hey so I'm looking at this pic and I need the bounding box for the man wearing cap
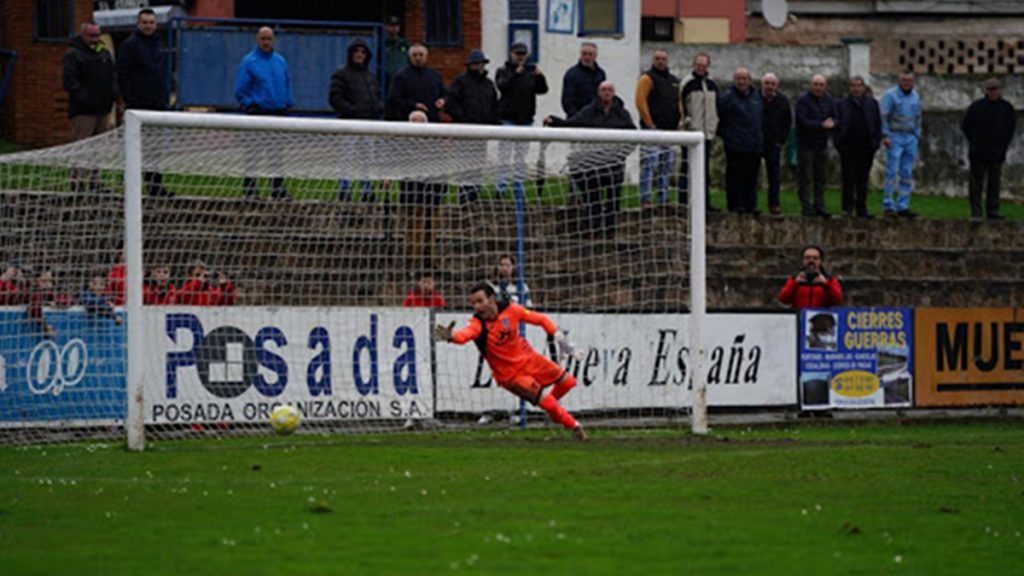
[383,16,410,89]
[438,49,499,203]
[387,43,445,122]
[496,42,548,197]
[961,78,1016,220]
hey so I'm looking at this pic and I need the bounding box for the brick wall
[1,0,94,148]
[403,0,482,84]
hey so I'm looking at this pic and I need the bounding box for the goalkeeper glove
[433,320,456,342]
[554,331,585,360]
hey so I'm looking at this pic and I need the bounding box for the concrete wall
[644,41,1024,199]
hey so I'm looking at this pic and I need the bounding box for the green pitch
[1,422,1021,575]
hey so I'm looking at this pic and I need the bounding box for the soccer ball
[269,405,300,435]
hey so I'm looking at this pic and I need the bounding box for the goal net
[0,111,718,448]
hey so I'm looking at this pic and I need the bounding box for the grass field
[1,422,1021,575]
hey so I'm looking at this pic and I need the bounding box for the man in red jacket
[778,245,843,310]
[403,271,446,308]
[177,260,235,306]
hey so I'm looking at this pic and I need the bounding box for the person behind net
[403,271,446,308]
[434,282,587,441]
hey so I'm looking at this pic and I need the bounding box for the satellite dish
[763,0,789,29]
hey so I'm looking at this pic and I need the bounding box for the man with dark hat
[495,42,548,197]
[961,77,1016,220]
[383,15,410,89]
[438,49,500,203]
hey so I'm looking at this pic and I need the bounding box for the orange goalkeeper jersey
[451,303,558,383]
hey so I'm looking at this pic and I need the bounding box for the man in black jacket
[330,37,383,201]
[795,74,838,218]
[118,9,170,197]
[63,21,118,193]
[835,76,882,218]
[760,73,791,215]
[496,42,548,198]
[439,49,499,204]
[635,49,681,206]
[560,42,605,117]
[961,78,1017,220]
[387,43,444,122]
[545,81,636,234]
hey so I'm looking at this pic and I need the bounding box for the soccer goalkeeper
[434,282,587,441]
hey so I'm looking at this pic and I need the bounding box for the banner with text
[0,308,126,426]
[914,308,1024,407]
[798,307,913,410]
[144,308,433,424]
[433,312,797,413]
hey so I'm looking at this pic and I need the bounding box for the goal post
[2,110,711,447]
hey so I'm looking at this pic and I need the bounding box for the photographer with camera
[778,245,843,310]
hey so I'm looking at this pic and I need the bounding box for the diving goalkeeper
[434,282,587,441]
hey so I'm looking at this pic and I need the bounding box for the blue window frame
[34,0,74,43]
[578,0,622,37]
[425,0,462,47]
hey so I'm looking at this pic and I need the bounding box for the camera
[803,267,820,282]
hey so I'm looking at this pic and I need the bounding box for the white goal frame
[122,110,708,450]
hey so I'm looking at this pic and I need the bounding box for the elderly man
[795,74,837,218]
[835,76,882,219]
[546,81,636,234]
[961,78,1016,220]
[235,26,293,200]
[63,21,118,193]
[880,72,922,218]
[635,49,681,206]
[760,73,791,215]
[561,42,605,117]
[717,68,764,214]
[680,52,719,209]
[387,43,445,122]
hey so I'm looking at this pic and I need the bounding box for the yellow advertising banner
[914,308,1024,406]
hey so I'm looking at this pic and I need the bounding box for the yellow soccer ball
[269,404,300,435]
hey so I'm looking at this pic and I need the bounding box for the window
[425,0,462,47]
[579,0,621,36]
[34,0,74,42]
[641,17,674,42]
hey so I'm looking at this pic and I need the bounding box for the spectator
[106,255,125,306]
[28,268,72,337]
[795,74,837,218]
[143,266,177,305]
[387,43,445,123]
[680,52,719,210]
[717,67,764,214]
[383,16,410,90]
[495,254,533,307]
[0,262,26,305]
[961,77,1016,221]
[330,37,383,202]
[561,42,605,117]
[403,271,446,308]
[835,76,882,219]
[235,26,293,200]
[79,274,123,325]
[117,8,171,197]
[438,49,499,204]
[880,71,922,218]
[177,260,236,306]
[496,42,548,198]
[778,245,843,310]
[635,49,681,206]
[760,73,791,216]
[400,110,445,269]
[63,21,119,194]
[545,81,636,234]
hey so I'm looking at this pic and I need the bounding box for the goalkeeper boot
[572,424,588,443]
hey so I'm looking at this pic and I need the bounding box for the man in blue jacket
[235,26,294,200]
[118,8,170,197]
[795,74,838,218]
[717,68,764,214]
[835,76,882,218]
[880,72,922,218]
